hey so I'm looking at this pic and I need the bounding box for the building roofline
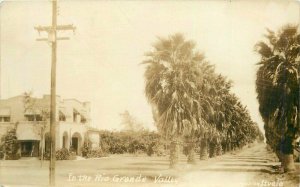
[0,94,91,103]
[0,94,62,100]
[0,95,24,101]
[63,98,89,104]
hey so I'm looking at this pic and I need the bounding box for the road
[180,143,299,187]
[0,143,299,187]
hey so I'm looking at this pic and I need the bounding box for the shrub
[100,141,110,153]
[41,149,76,160]
[41,151,50,160]
[128,139,146,154]
[55,148,70,160]
[147,141,166,156]
[0,143,4,159]
[147,143,154,156]
[86,148,107,158]
[154,144,166,156]
[2,128,21,160]
[82,140,92,157]
[99,130,164,155]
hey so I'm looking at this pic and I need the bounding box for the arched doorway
[71,132,82,155]
[62,131,69,149]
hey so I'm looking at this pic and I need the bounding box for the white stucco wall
[57,122,87,150]
[0,95,96,155]
[88,131,100,148]
[16,122,42,140]
[0,122,14,139]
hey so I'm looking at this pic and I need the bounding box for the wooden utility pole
[34,0,75,186]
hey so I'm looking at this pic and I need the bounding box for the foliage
[99,130,165,155]
[41,151,50,160]
[1,128,21,160]
[120,110,145,132]
[81,137,108,158]
[147,141,166,156]
[86,148,108,158]
[55,148,70,160]
[82,139,92,157]
[42,148,74,160]
[143,33,204,138]
[0,144,4,159]
[23,91,50,164]
[255,25,300,156]
[143,33,263,165]
[128,139,146,154]
[23,91,50,123]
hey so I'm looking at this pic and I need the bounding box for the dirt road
[0,143,298,187]
[179,143,299,187]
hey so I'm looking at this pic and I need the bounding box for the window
[25,115,34,121]
[36,115,43,121]
[59,111,66,122]
[3,117,10,122]
[73,109,80,123]
[25,115,43,121]
[0,116,10,122]
[80,115,87,123]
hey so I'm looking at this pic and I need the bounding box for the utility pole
[34,0,75,186]
[0,2,2,100]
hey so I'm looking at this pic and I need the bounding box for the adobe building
[0,95,100,157]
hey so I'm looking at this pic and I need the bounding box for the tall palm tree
[255,25,300,172]
[143,34,205,168]
[194,62,217,159]
[197,68,233,157]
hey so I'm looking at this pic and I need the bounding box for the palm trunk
[209,142,216,158]
[221,142,226,154]
[228,142,232,152]
[275,149,282,163]
[216,143,222,156]
[200,138,208,160]
[169,140,179,169]
[187,142,196,164]
[282,154,295,172]
[280,137,296,172]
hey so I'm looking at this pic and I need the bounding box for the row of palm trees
[143,34,263,168]
[255,25,299,172]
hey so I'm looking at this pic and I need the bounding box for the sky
[0,0,299,132]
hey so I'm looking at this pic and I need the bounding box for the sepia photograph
[0,0,299,186]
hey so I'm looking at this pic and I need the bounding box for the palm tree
[143,33,205,168]
[193,62,217,160]
[196,68,233,158]
[255,25,299,172]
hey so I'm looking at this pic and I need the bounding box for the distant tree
[120,110,145,132]
[23,92,50,166]
[255,25,300,172]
